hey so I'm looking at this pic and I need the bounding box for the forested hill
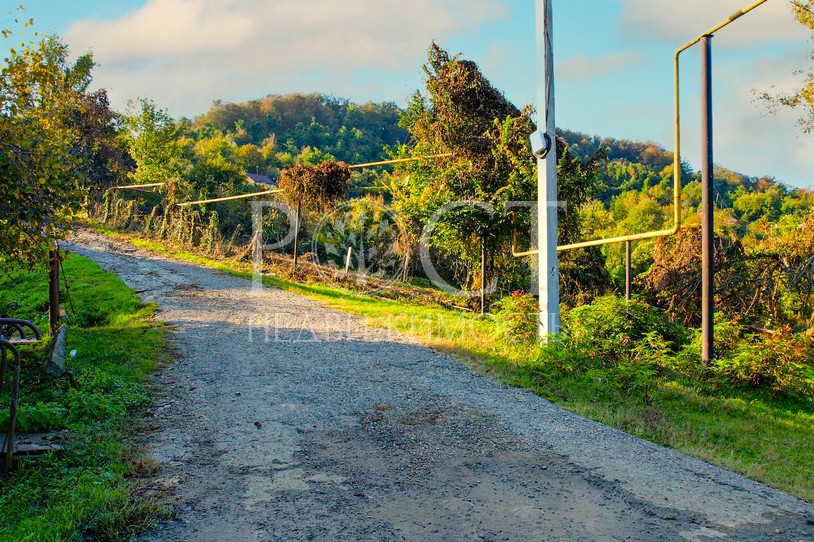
[188,93,797,211]
[189,93,407,173]
[557,128,802,211]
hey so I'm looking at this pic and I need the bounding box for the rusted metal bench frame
[0,319,42,473]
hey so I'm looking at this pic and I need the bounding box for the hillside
[164,91,814,301]
[190,94,408,177]
[187,93,806,216]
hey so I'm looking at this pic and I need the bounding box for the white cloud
[717,58,813,185]
[558,52,642,81]
[65,0,506,116]
[620,0,809,48]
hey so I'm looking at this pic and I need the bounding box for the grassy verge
[0,252,171,541]
[87,225,814,503]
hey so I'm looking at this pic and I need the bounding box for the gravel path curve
[66,231,813,542]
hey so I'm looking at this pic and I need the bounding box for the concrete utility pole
[537,0,559,339]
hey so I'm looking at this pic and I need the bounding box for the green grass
[88,226,814,503]
[0,252,172,541]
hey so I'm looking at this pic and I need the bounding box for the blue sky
[5,0,813,187]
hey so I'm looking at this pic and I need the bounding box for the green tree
[37,36,132,195]
[393,43,532,295]
[123,99,188,190]
[555,137,610,305]
[1,20,86,268]
[391,45,607,304]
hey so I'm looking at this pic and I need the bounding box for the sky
[4,0,813,187]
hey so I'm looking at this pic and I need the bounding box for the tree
[642,226,752,326]
[37,36,132,195]
[555,137,610,306]
[393,43,532,300]
[192,93,408,169]
[121,99,193,208]
[760,1,814,132]
[123,99,187,187]
[1,19,86,269]
[391,44,607,306]
[277,162,350,269]
[72,89,133,192]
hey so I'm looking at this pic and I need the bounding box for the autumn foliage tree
[277,161,350,269]
[392,44,606,304]
[1,19,85,269]
[393,43,533,296]
[641,218,814,332]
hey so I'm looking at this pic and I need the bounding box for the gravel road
[66,231,814,542]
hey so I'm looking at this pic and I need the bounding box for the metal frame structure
[0,319,42,472]
[347,153,452,170]
[679,0,770,362]
[517,0,769,348]
[178,189,284,207]
[113,183,165,190]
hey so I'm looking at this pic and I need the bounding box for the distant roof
[246,173,276,186]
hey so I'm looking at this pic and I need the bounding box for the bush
[491,291,539,344]
[714,330,814,400]
[562,295,686,368]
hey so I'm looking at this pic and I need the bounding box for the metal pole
[625,240,632,301]
[177,188,283,207]
[480,235,486,315]
[348,153,453,169]
[701,35,715,364]
[49,247,60,334]
[537,0,559,339]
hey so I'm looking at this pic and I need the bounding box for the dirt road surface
[66,231,814,542]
